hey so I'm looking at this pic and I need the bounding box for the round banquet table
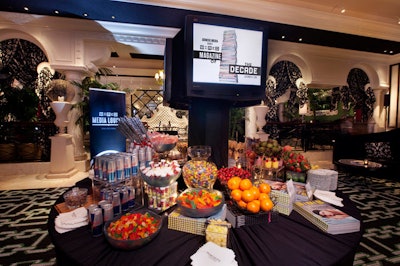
[48,178,363,266]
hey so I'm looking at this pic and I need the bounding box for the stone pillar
[372,87,388,131]
[56,68,88,161]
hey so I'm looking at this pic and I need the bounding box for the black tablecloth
[48,179,363,266]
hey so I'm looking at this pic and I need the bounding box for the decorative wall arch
[270,54,312,84]
[0,29,50,62]
[350,63,379,89]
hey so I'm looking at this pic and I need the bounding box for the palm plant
[71,67,118,134]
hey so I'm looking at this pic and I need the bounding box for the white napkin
[191,242,238,266]
[55,207,88,234]
[313,189,344,207]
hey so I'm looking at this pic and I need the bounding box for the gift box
[261,180,295,215]
[168,204,226,235]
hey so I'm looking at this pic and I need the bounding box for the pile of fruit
[217,167,251,184]
[227,177,274,214]
[253,139,282,158]
[177,189,223,209]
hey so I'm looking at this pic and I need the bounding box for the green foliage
[0,85,39,122]
[229,107,245,142]
[71,68,118,134]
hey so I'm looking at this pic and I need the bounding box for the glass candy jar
[182,146,218,189]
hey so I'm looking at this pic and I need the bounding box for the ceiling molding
[116,0,400,43]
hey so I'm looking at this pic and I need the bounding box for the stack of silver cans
[93,152,140,183]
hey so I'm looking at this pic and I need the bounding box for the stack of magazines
[294,199,360,235]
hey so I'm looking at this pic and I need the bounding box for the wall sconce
[154,70,164,85]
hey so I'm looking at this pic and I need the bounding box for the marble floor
[0,171,89,190]
[0,150,333,191]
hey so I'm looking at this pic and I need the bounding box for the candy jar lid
[188,145,211,161]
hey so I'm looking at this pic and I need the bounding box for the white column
[53,68,88,161]
[245,107,257,138]
[372,87,388,131]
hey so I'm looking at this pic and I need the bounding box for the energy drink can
[131,153,139,176]
[94,156,100,180]
[123,154,131,180]
[107,159,116,183]
[87,204,98,223]
[102,203,114,222]
[100,188,113,202]
[120,187,129,212]
[90,207,103,237]
[112,191,121,216]
[98,200,108,209]
[127,186,135,208]
[116,156,124,181]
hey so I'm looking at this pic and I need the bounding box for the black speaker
[384,94,390,107]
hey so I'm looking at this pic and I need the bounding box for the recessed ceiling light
[111,16,116,19]
[281,35,285,39]
[23,7,29,11]
[341,9,346,14]
[299,38,303,42]
[389,51,393,54]
[83,13,88,17]
[54,10,59,14]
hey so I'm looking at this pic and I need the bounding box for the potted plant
[0,83,42,161]
[71,68,119,150]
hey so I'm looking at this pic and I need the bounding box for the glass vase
[182,145,218,189]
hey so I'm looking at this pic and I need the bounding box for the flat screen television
[184,15,268,105]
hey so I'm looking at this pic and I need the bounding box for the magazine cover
[294,199,360,234]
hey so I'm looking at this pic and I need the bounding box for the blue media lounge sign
[89,88,126,159]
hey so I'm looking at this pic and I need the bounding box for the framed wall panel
[388,64,399,128]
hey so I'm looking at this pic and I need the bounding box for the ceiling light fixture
[341,9,346,14]
[23,7,29,11]
[299,38,303,42]
[54,10,59,14]
[83,13,88,17]
[281,35,285,39]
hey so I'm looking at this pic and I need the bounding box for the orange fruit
[241,189,255,203]
[239,178,253,191]
[249,186,260,200]
[227,177,242,190]
[259,193,270,202]
[260,198,274,212]
[253,199,260,207]
[230,189,242,201]
[237,200,247,209]
[259,183,271,194]
[247,201,260,213]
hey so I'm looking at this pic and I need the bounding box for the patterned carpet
[0,174,399,266]
[0,187,67,266]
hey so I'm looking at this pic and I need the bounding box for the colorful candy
[182,160,218,189]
